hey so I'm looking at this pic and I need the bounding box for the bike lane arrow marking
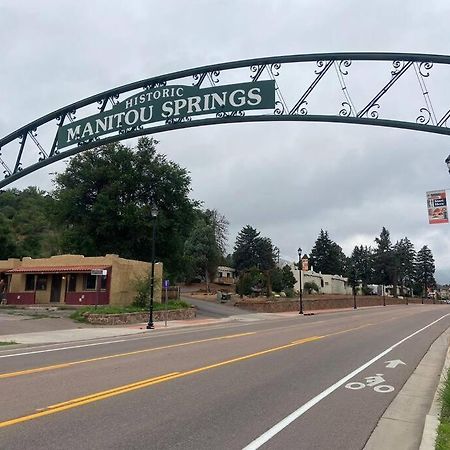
[385,359,406,368]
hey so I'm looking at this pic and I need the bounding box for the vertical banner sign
[426,190,448,224]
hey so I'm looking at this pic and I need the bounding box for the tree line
[0,138,438,298]
[0,138,227,282]
[309,228,436,297]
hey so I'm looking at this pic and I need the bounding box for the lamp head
[446,155,450,173]
[150,204,159,218]
[298,247,302,258]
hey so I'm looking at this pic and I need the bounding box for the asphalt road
[0,304,449,449]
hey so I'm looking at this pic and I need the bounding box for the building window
[227,273,231,278]
[36,275,47,291]
[100,274,107,290]
[84,274,97,291]
[218,272,223,278]
[25,274,36,291]
[68,275,77,292]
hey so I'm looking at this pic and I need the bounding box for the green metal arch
[1,52,450,188]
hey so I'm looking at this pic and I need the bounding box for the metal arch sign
[1,52,450,189]
[58,81,275,149]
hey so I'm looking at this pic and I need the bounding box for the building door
[50,275,62,303]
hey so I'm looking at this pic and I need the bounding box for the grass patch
[436,368,450,450]
[70,301,191,323]
[0,341,16,346]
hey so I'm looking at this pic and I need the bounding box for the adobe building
[1,254,162,307]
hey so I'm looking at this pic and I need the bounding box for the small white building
[290,264,352,295]
[214,266,236,285]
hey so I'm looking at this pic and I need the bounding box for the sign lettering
[57,80,275,149]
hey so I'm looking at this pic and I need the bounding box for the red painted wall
[65,291,109,306]
[6,292,35,304]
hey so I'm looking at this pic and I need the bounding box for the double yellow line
[0,332,256,380]
[0,324,370,429]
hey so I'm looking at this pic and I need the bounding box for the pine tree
[393,238,416,296]
[309,229,346,275]
[348,245,374,288]
[232,226,275,273]
[373,227,395,291]
[415,245,436,297]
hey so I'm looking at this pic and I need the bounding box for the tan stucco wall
[0,258,20,271]
[2,254,162,306]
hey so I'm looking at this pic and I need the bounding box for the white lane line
[242,313,450,450]
[0,321,256,358]
[0,338,134,358]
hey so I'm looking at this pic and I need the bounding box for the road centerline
[0,323,375,429]
[0,332,255,380]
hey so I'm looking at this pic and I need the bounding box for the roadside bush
[132,275,162,308]
[304,281,319,294]
[284,288,295,298]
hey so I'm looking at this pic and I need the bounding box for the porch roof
[6,265,111,274]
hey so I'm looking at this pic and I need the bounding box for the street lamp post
[146,205,159,330]
[298,247,303,315]
[445,154,450,173]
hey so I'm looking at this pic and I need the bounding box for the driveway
[0,308,91,336]
[182,296,252,318]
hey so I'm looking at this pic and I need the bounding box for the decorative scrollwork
[250,64,266,81]
[67,109,77,122]
[339,102,352,117]
[416,107,432,125]
[391,60,408,76]
[29,128,38,137]
[274,101,285,115]
[192,73,206,86]
[143,81,167,90]
[210,70,220,84]
[367,104,380,119]
[111,93,120,104]
[269,63,281,77]
[216,110,245,118]
[18,133,26,145]
[338,60,352,76]
[77,137,100,146]
[118,125,145,134]
[165,116,193,125]
[97,97,108,110]
[315,60,330,75]
[418,61,433,77]
[292,101,308,116]
[56,114,65,126]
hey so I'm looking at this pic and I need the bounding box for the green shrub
[304,281,319,294]
[132,274,162,308]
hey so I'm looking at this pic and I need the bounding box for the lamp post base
[146,323,154,330]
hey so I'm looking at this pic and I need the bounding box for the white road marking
[374,384,395,393]
[242,313,450,450]
[0,338,135,358]
[385,359,406,368]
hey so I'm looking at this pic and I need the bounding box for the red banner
[427,190,448,224]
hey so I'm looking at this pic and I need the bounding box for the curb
[419,336,450,449]
[364,326,450,450]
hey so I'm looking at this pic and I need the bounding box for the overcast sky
[1,1,450,282]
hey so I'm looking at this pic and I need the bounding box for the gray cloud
[1,0,450,281]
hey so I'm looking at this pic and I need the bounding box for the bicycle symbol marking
[345,374,395,394]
